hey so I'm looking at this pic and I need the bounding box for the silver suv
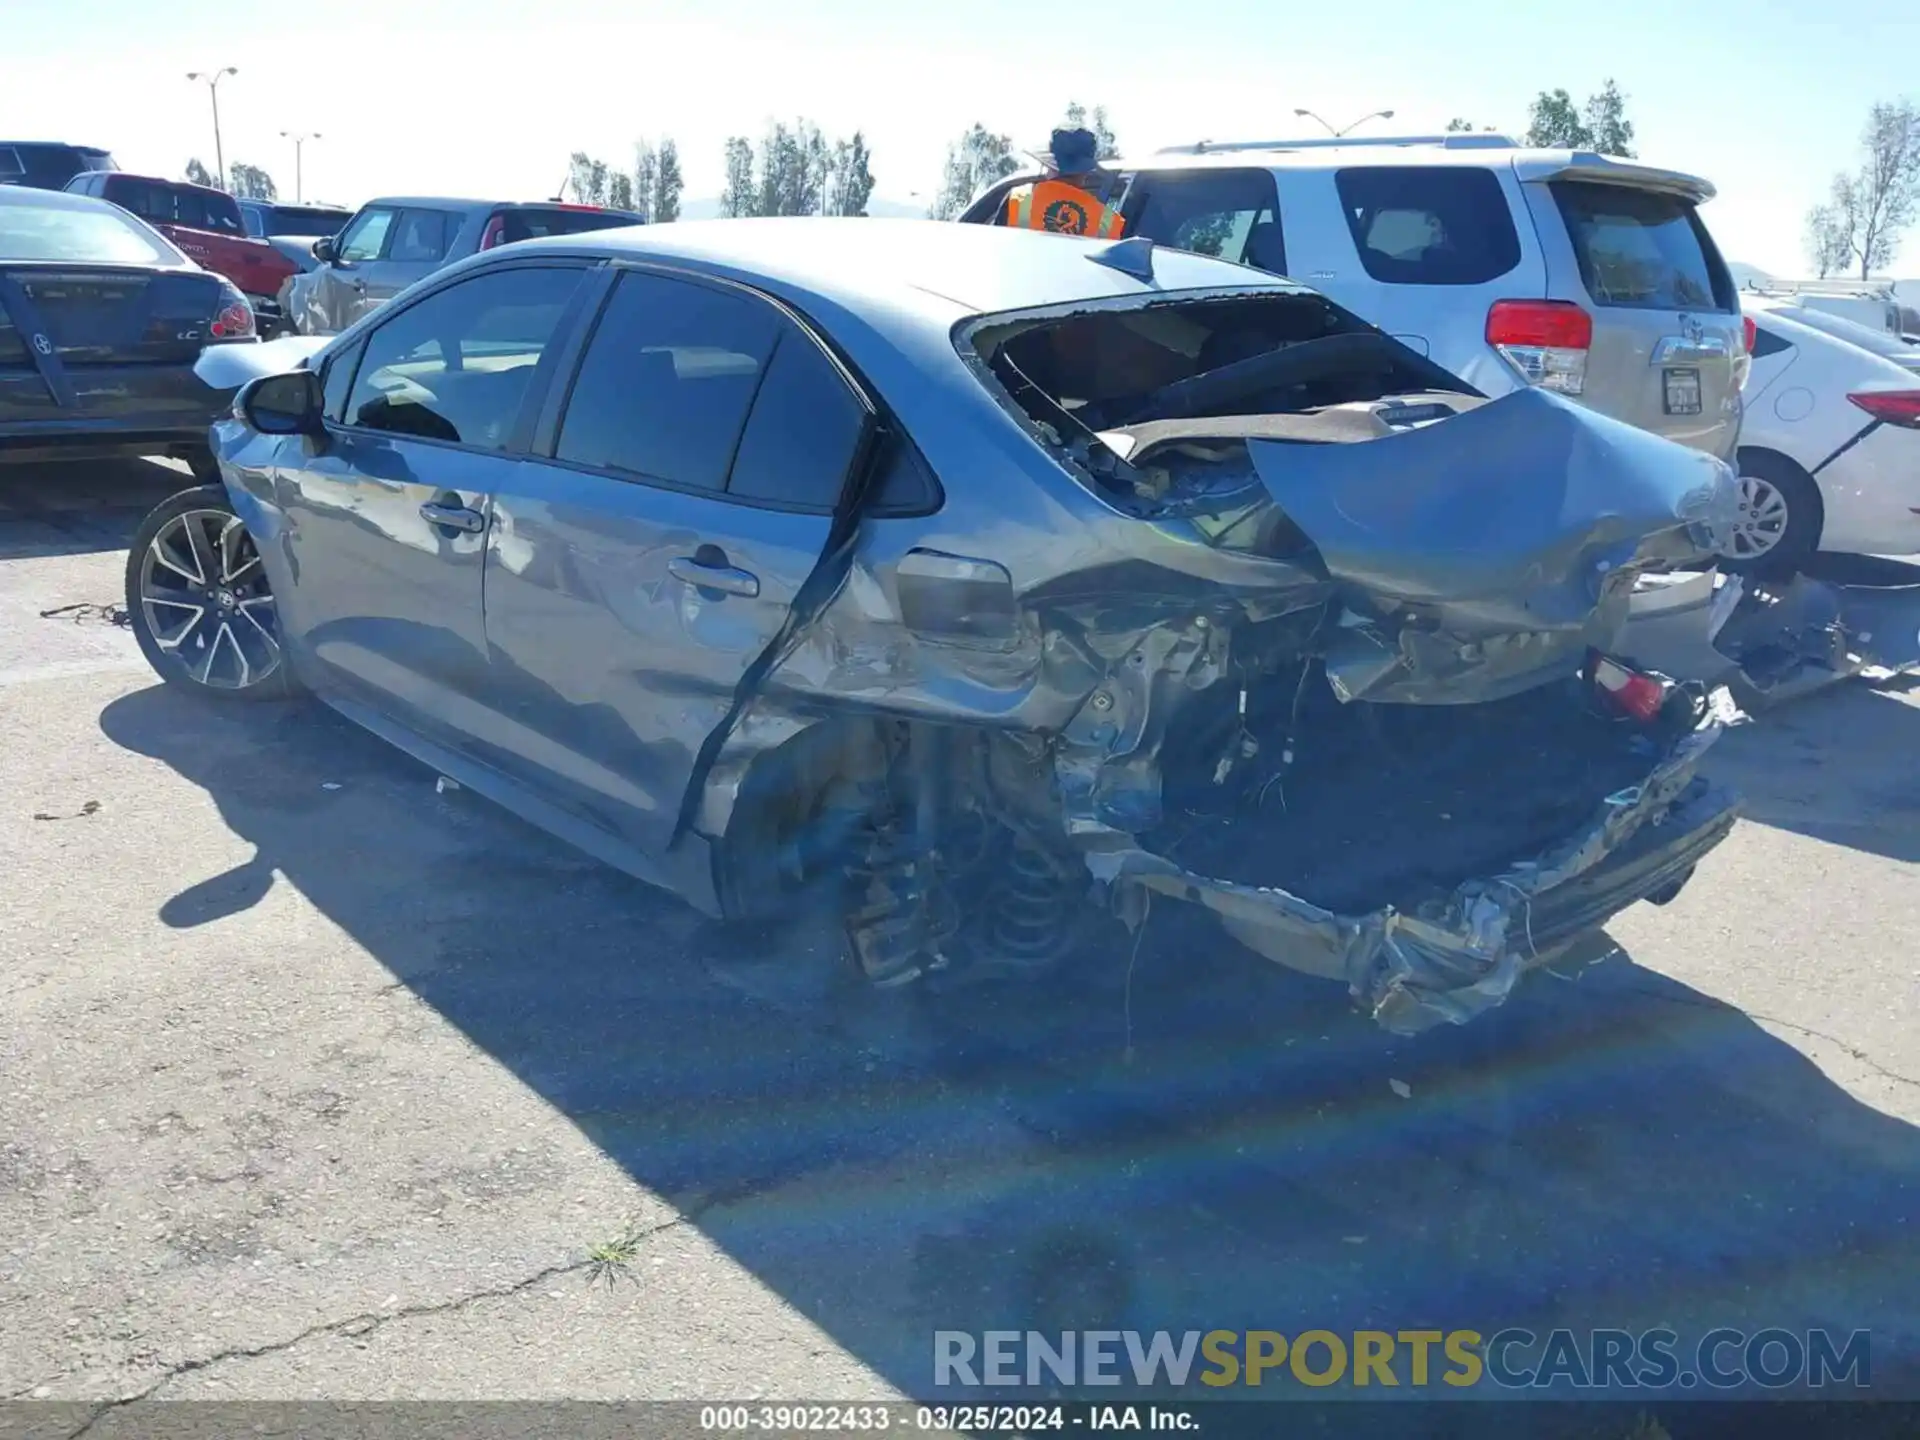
[961,133,1746,459]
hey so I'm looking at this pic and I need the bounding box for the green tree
[753,120,829,217]
[184,158,216,188]
[1524,80,1636,156]
[1805,100,1920,279]
[607,173,634,212]
[632,141,658,223]
[1063,100,1120,160]
[567,152,611,206]
[721,137,757,217]
[827,131,876,216]
[653,139,684,223]
[930,123,1020,220]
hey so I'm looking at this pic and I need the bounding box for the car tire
[124,485,300,702]
[1717,448,1823,578]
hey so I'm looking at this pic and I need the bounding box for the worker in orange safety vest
[1003,127,1125,238]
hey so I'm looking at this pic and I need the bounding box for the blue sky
[4,0,1917,277]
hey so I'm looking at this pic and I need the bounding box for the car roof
[360,196,641,216]
[500,216,1305,323]
[1002,138,1716,201]
[94,171,234,199]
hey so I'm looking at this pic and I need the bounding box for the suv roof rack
[1744,277,1899,298]
[1155,132,1521,157]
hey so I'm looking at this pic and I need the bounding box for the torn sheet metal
[1713,564,1920,708]
[1242,388,1738,704]
[1086,698,1739,1035]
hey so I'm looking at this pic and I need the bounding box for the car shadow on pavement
[101,684,1920,1411]
[1705,679,1920,864]
[0,458,189,560]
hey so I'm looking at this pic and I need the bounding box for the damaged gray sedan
[126,218,1742,1033]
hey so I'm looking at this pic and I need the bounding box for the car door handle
[668,555,760,598]
[419,501,485,534]
[350,278,368,292]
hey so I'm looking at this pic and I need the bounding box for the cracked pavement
[2,460,1917,1405]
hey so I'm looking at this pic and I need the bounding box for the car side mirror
[312,236,335,263]
[238,370,325,437]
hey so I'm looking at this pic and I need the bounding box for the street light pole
[186,67,239,189]
[1293,107,1396,138]
[280,130,320,202]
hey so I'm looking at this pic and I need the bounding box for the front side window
[1127,170,1286,272]
[389,209,453,264]
[336,207,397,263]
[1335,166,1521,286]
[343,266,583,449]
[320,338,365,422]
[555,271,779,491]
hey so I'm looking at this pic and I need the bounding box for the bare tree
[1805,101,1920,280]
[930,123,1020,220]
[721,137,757,217]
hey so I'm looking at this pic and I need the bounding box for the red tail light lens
[1847,390,1920,428]
[1487,299,1594,349]
[209,284,256,342]
[478,215,506,251]
[1741,315,1756,354]
[1588,651,1668,723]
[1487,300,1592,396]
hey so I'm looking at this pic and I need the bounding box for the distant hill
[673,195,926,222]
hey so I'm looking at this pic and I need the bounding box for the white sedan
[1726,298,1920,572]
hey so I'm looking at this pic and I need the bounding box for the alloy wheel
[137,509,283,690]
[1721,472,1791,559]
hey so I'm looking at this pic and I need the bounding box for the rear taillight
[1847,390,1920,428]
[1487,299,1592,396]
[1742,315,1757,355]
[1588,651,1668,723]
[209,283,255,342]
[478,215,507,251]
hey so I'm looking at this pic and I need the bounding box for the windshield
[0,195,177,264]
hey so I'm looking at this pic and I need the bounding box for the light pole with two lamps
[1293,107,1395,138]
[281,131,321,202]
[186,67,238,189]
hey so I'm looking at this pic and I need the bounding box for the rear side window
[103,177,172,224]
[344,266,583,449]
[174,187,243,234]
[1550,182,1734,312]
[501,208,637,244]
[1126,169,1286,272]
[1335,166,1520,285]
[1748,324,1793,360]
[727,330,869,510]
[389,209,454,263]
[556,271,779,491]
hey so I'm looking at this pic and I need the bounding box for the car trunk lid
[1,264,223,418]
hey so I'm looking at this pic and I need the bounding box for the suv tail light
[1587,650,1668,723]
[209,282,256,342]
[478,214,507,251]
[1847,390,1920,428]
[1487,299,1592,396]
[1741,314,1757,355]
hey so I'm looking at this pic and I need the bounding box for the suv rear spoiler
[1511,151,1715,203]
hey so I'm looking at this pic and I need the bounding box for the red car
[62,172,298,334]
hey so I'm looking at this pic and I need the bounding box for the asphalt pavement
[1,459,1916,1410]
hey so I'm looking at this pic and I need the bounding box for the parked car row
[960,132,1920,573]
